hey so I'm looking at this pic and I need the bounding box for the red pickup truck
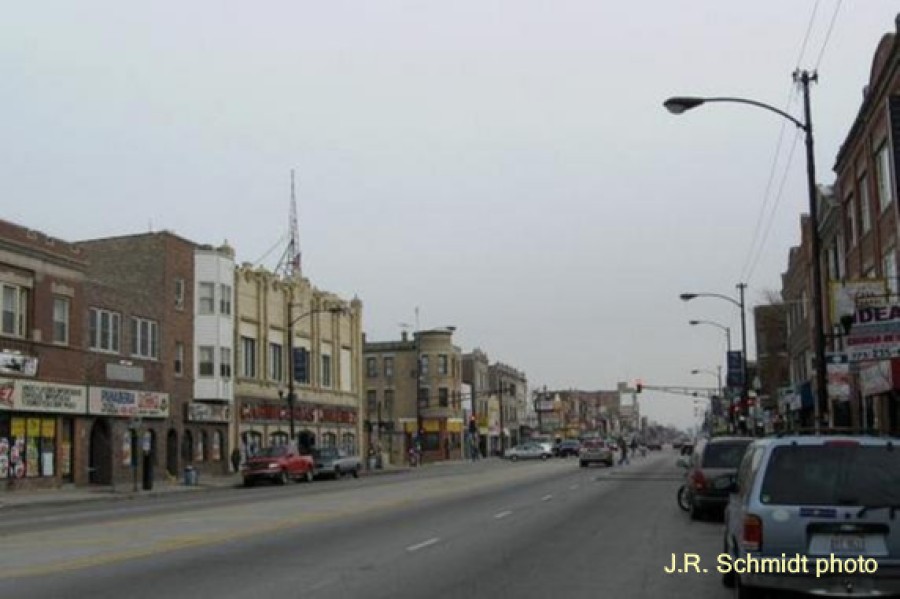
[242,445,315,487]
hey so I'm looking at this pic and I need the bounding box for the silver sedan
[504,442,552,462]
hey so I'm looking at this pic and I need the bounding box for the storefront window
[212,431,222,461]
[0,415,57,479]
[323,432,337,448]
[341,433,355,455]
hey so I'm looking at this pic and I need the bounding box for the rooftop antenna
[275,170,302,279]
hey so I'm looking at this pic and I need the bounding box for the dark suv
[553,439,582,458]
[680,436,752,520]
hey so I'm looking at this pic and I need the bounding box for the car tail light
[690,469,707,491]
[742,515,762,551]
[824,440,859,447]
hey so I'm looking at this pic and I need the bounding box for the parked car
[646,439,663,451]
[242,445,315,486]
[678,436,752,520]
[553,439,582,458]
[505,442,552,461]
[311,447,362,479]
[579,439,614,468]
[723,435,900,597]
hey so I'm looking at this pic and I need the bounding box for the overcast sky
[3,2,898,430]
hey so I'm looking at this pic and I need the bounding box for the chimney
[401,331,408,342]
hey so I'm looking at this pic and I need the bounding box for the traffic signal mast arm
[640,384,718,399]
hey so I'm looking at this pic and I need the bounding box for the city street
[0,451,730,599]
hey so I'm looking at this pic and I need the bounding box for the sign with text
[846,304,900,362]
[0,352,38,377]
[0,378,86,414]
[88,387,169,418]
[186,402,231,423]
[831,279,887,322]
[859,360,893,396]
[826,353,850,402]
[726,351,744,388]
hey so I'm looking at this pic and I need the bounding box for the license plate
[830,534,865,553]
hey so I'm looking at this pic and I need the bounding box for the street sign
[726,351,743,387]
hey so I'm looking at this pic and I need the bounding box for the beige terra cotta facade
[232,265,363,460]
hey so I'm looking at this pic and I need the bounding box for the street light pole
[680,288,748,433]
[665,72,825,434]
[689,319,732,353]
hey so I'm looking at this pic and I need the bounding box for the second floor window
[269,342,282,381]
[198,346,214,377]
[198,282,215,314]
[438,354,448,375]
[174,278,185,310]
[130,317,159,359]
[175,342,184,376]
[89,307,120,353]
[439,387,449,407]
[221,347,232,378]
[876,143,894,212]
[220,284,232,315]
[859,175,871,234]
[384,390,394,418]
[321,354,332,387]
[366,357,377,378]
[52,297,69,344]
[1,284,28,338]
[384,357,394,378]
[420,355,429,376]
[241,337,256,378]
[367,389,377,413]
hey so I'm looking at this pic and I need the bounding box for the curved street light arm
[683,292,741,309]
[665,96,806,131]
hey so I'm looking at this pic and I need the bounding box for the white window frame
[130,316,159,359]
[1,283,28,338]
[198,346,215,377]
[876,143,894,213]
[384,356,394,378]
[198,282,215,314]
[241,336,257,378]
[366,357,377,378]
[859,175,871,234]
[438,354,448,375]
[321,354,332,387]
[268,342,282,382]
[885,248,898,298]
[89,307,121,353]
[174,278,185,310]
[220,284,232,315]
[221,347,232,378]
[52,296,69,345]
[175,342,185,376]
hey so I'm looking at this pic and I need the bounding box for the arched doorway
[298,430,315,454]
[181,430,194,464]
[88,419,112,485]
[166,429,178,476]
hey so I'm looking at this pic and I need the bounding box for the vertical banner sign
[726,351,744,388]
[826,353,850,402]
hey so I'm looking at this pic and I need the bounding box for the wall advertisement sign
[846,304,900,362]
[88,387,169,418]
[826,353,850,402]
[0,378,87,414]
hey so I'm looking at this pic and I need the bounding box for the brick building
[0,219,88,490]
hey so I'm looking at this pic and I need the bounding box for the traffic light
[635,380,643,393]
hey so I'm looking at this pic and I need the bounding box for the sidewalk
[0,464,412,510]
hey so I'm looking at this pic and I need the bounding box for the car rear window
[760,444,900,506]
[701,441,751,468]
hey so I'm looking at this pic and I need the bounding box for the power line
[814,0,843,69]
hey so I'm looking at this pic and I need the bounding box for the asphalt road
[0,452,731,599]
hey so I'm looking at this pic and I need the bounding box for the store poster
[122,432,132,467]
[26,419,40,477]
[0,437,8,478]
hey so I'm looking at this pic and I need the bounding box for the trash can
[183,465,197,486]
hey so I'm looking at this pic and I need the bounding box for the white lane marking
[494,510,513,520]
[406,537,441,552]
[541,494,553,502]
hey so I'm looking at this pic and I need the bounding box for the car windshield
[255,446,288,458]
[760,444,900,506]
[701,441,751,468]
[313,448,339,458]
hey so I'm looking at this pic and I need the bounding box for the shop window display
[0,415,56,479]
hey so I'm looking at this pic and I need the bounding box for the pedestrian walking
[618,436,629,466]
[230,447,241,473]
